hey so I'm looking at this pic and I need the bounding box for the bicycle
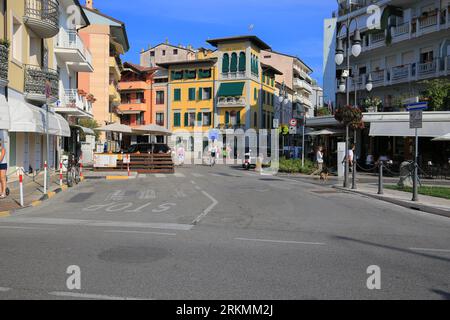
[66,154,81,188]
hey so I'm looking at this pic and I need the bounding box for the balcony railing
[371,70,385,84]
[392,22,410,37]
[56,29,92,65]
[217,123,245,130]
[293,78,312,93]
[121,98,146,104]
[24,0,59,38]
[0,43,9,86]
[24,64,59,102]
[419,14,438,29]
[371,32,385,44]
[221,71,246,79]
[392,65,410,81]
[60,89,92,114]
[217,97,246,107]
[418,60,437,76]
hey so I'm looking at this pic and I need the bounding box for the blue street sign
[406,102,428,111]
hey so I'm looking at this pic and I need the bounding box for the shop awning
[73,125,95,136]
[369,122,450,138]
[217,82,245,97]
[8,98,70,137]
[132,124,172,136]
[0,94,9,130]
[96,122,133,133]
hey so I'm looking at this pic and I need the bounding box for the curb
[84,175,136,180]
[334,186,450,218]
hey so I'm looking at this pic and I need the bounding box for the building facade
[140,42,196,68]
[0,0,74,175]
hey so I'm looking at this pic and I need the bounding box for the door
[23,133,29,172]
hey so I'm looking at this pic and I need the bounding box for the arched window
[254,112,257,127]
[222,53,230,73]
[225,111,230,124]
[230,52,238,73]
[238,52,246,72]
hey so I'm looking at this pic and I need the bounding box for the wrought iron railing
[0,43,9,84]
[24,0,59,29]
[24,64,59,98]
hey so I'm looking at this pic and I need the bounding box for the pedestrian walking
[177,144,185,166]
[209,144,218,167]
[310,146,324,176]
[0,139,8,198]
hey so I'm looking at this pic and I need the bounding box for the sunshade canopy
[217,82,245,97]
[369,122,450,138]
[308,128,345,136]
[95,122,133,133]
[432,133,450,141]
[132,124,172,136]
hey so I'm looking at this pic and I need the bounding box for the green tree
[78,118,100,141]
[421,79,450,111]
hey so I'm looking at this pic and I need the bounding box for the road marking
[192,190,218,225]
[1,217,193,231]
[174,173,185,178]
[138,174,147,178]
[409,247,450,253]
[194,186,201,191]
[106,176,129,180]
[0,226,54,231]
[0,211,11,218]
[0,287,11,292]
[104,230,176,236]
[235,237,326,246]
[48,291,147,300]
[191,173,204,177]
[191,180,197,185]
[154,174,166,178]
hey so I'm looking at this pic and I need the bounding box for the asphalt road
[0,165,449,300]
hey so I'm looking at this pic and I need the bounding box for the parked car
[127,143,171,154]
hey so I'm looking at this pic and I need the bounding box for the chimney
[86,0,94,9]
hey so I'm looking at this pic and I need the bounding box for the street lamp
[365,73,373,93]
[335,0,361,188]
[278,82,290,157]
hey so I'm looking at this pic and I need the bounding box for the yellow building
[0,0,72,174]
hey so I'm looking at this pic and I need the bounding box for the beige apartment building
[140,42,196,68]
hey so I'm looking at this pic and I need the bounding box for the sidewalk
[0,172,64,213]
[334,183,450,218]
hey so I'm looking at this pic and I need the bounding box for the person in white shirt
[311,146,324,176]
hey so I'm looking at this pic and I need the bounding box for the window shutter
[237,111,241,124]
[238,52,246,72]
[197,112,202,122]
[222,53,230,73]
[198,88,203,100]
[174,113,180,127]
[230,53,238,72]
[225,111,229,124]
[184,113,188,126]
[189,88,195,100]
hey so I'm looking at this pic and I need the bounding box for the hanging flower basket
[334,105,364,129]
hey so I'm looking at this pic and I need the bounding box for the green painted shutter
[174,89,181,101]
[237,111,241,124]
[198,88,203,100]
[238,52,246,72]
[230,53,238,72]
[189,88,195,100]
[222,53,230,73]
[197,112,202,122]
[225,111,229,124]
[174,113,180,127]
[184,113,188,126]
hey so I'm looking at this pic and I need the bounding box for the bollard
[59,161,63,186]
[43,161,48,194]
[127,162,130,177]
[19,169,24,207]
[378,161,384,195]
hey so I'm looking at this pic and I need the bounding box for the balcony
[109,83,121,107]
[294,94,312,108]
[55,29,93,72]
[0,43,9,87]
[118,81,148,91]
[24,64,59,103]
[391,65,410,83]
[109,56,122,81]
[23,0,59,39]
[418,60,437,78]
[216,123,245,130]
[221,71,246,79]
[56,89,93,118]
[117,100,147,115]
[293,78,312,93]
[217,97,246,107]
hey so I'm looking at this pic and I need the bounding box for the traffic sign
[409,110,423,129]
[406,102,428,111]
[273,119,279,129]
[289,126,297,135]
[290,118,297,127]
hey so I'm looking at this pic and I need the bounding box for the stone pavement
[334,182,450,218]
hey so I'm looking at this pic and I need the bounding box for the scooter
[243,152,257,170]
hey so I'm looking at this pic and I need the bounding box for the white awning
[369,121,450,138]
[73,125,95,136]
[8,98,70,137]
[0,94,9,130]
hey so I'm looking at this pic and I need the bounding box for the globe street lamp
[335,0,362,188]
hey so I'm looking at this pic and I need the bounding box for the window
[150,51,155,57]
[199,87,212,100]
[171,71,183,80]
[185,112,195,126]
[238,52,246,72]
[12,17,22,62]
[202,112,211,126]
[254,112,258,127]
[173,112,181,127]
[198,68,211,78]
[222,53,230,73]
[174,88,181,101]
[188,88,196,101]
[184,69,196,79]
[254,88,258,100]
[230,52,238,72]
[173,49,178,55]
[136,92,144,103]
[156,113,164,126]
[162,50,166,56]
[156,91,164,104]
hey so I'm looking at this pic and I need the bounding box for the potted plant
[334,105,364,129]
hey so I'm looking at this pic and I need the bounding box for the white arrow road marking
[48,291,149,300]
[0,287,11,292]
[409,247,450,253]
[192,190,218,225]
[104,230,176,236]
[235,237,326,246]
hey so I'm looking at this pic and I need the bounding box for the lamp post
[335,0,362,188]
[278,82,289,157]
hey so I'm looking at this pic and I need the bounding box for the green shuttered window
[222,53,230,73]
[174,89,181,101]
[230,52,238,73]
[238,52,246,72]
[189,88,196,101]
[174,113,181,127]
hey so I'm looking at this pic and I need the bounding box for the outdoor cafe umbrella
[132,124,172,136]
[307,128,345,136]
[95,122,133,134]
[432,133,450,141]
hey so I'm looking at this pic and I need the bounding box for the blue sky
[89,0,336,85]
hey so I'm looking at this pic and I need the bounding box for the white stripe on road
[0,226,55,231]
[104,230,176,236]
[235,237,326,246]
[191,173,204,177]
[192,190,218,225]
[409,247,450,253]
[0,287,11,292]
[48,291,148,300]
[1,217,193,231]
[174,173,185,178]
[138,174,147,178]
[154,174,166,178]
